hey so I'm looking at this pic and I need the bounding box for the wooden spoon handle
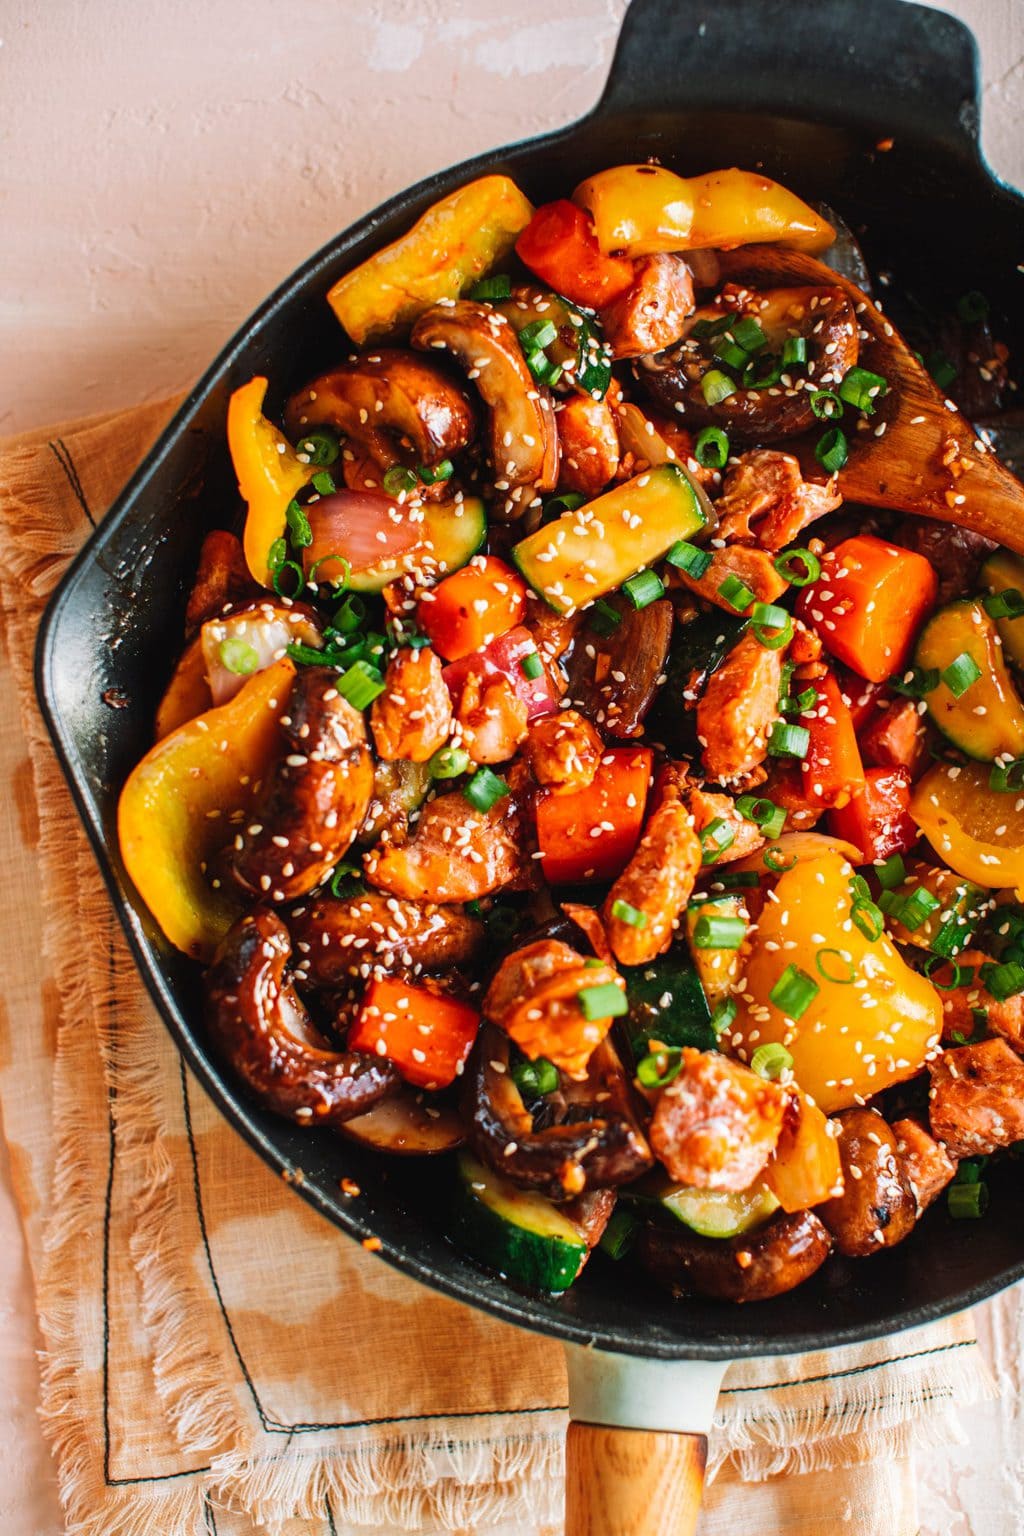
[565,1422,708,1536]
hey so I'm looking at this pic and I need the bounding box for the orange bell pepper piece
[118,658,295,961]
[227,376,313,588]
[536,747,653,885]
[349,977,480,1090]
[515,200,636,310]
[796,534,939,684]
[764,1091,844,1211]
[417,555,527,661]
[791,670,865,810]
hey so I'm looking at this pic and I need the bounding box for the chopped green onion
[768,964,819,1021]
[838,365,889,414]
[874,853,907,890]
[782,336,808,368]
[417,458,454,485]
[947,1180,988,1219]
[983,588,1024,620]
[611,898,648,929]
[578,982,628,1021]
[751,601,794,650]
[329,861,363,899]
[333,594,366,633]
[267,536,288,573]
[956,290,990,324]
[989,758,1024,793]
[527,350,563,388]
[636,1047,683,1088]
[713,870,760,889]
[891,665,940,700]
[599,1207,639,1260]
[717,573,755,612]
[816,947,856,984]
[694,426,730,469]
[219,637,259,676]
[691,913,746,949]
[700,817,735,865]
[544,491,586,519]
[781,685,818,716]
[588,599,622,636]
[272,559,306,599]
[941,652,982,698]
[288,640,341,668]
[623,569,666,609]
[511,1055,559,1099]
[468,273,512,301]
[751,1042,794,1080]
[730,316,768,353]
[691,314,731,341]
[666,540,712,578]
[901,886,943,931]
[520,650,544,680]
[773,547,821,586]
[463,767,510,812]
[815,426,849,474]
[285,499,313,548]
[767,721,810,759]
[311,470,336,496]
[810,389,842,420]
[763,845,798,873]
[336,659,385,709]
[383,465,418,497]
[430,746,471,780]
[714,338,750,372]
[851,898,884,942]
[701,368,736,406]
[711,997,737,1035]
[519,318,558,351]
[741,352,782,389]
[927,351,958,390]
[981,959,1024,1002]
[308,552,352,593]
[922,955,975,990]
[736,794,787,839]
[295,428,340,466]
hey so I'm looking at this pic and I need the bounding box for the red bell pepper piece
[443,624,558,724]
[859,696,930,778]
[515,200,636,310]
[536,747,653,885]
[828,766,918,865]
[349,977,479,1090]
[795,535,938,683]
[417,555,527,661]
[792,670,865,810]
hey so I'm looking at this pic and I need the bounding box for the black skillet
[34,1,1024,1528]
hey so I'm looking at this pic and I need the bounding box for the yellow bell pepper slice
[328,175,535,344]
[228,376,313,587]
[730,852,941,1112]
[574,165,835,257]
[911,760,1024,895]
[118,658,295,961]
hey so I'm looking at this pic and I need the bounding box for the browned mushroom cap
[637,285,859,442]
[338,1087,464,1155]
[289,891,484,988]
[411,300,559,514]
[284,349,477,483]
[467,1023,652,1201]
[205,909,397,1127]
[231,665,374,902]
[637,1208,832,1303]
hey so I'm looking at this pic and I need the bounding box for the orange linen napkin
[0,399,994,1536]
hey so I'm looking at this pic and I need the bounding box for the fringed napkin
[0,399,995,1536]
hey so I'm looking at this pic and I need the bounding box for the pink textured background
[2,2,1022,1532]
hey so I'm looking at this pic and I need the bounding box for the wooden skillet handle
[563,1345,727,1536]
[565,1422,707,1536]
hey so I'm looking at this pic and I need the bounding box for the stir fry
[120,164,1024,1305]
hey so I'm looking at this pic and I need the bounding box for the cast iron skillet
[35,0,1024,1367]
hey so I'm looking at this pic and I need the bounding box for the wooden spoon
[716,246,1024,554]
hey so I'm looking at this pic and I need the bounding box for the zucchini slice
[512,465,707,616]
[347,494,487,593]
[982,548,1024,670]
[623,949,715,1058]
[629,1175,780,1239]
[915,598,1024,762]
[450,1151,587,1292]
[496,287,612,397]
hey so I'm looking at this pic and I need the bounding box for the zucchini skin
[450,1153,586,1293]
[915,598,1024,762]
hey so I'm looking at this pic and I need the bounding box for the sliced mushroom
[566,595,672,738]
[637,1208,832,1303]
[637,285,859,441]
[468,1023,652,1200]
[289,891,484,988]
[231,665,374,901]
[284,350,477,485]
[205,910,396,1127]
[411,300,559,514]
[818,1109,917,1257]
[339,1088,464,1154]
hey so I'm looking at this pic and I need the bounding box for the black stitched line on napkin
[47,439,96,528]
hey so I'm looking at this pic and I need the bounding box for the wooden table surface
[2,2,1022,1531]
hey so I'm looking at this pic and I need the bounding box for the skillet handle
[563,1345,727,1536]
[598,0,981,160]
